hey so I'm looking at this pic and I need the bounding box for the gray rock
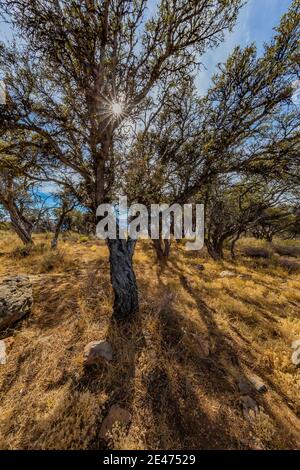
[0,276,33,331]
[291,340,300,366]
[220,270,236,278]
[248,374,267,393]
[84,340,113,365]
[100,405,131,440]
[0,340,6,365]
[238,374,267,394]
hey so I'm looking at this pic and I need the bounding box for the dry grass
[0,231,299,450]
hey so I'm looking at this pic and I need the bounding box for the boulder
[291,339,300,366]
[0,276,33,331]
[248,374,267,393]
[83,340,113,366]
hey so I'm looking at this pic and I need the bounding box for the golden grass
[0,232,299,450]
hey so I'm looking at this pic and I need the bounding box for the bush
[10,243,47,259]
[242,246,273,259]
[273,243,300,258]
[10,245,33,258]
[277,258,300,274]
[40,249,66,272]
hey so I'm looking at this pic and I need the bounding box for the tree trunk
[152,238,171,264]
[107,238,138,320]
[205,240,223,260]
[51,216,64,249]
[7,202,33,245]
[230,232,241,259]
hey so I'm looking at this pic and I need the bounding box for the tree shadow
[74,315,145,449]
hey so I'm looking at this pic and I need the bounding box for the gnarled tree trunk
[205,239,224,260]
[107,238,138,320]
[152,238,171,264]
[5,201,33,245]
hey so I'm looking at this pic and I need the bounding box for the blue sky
[0,0,293,94]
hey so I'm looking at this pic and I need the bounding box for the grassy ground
[0,231,299,450]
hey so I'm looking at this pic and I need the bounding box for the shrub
[40,249,66,272]
[277,258,300,274]
[10,243,47,259]
[273,243,300,258]
[10,245,33,258]
[242,246,273,259]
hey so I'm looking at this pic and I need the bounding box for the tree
[0,0,243,319]
[122,0,300,261]
[252,207,297,242]
[203,178,292,259]
[0,145,35,244]
[50,191,78,249]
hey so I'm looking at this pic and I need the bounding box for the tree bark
[230,232,242,259]
[205,240,223,260]
[152,238,171,264]
[6,202,33,245]
[107,238,138,320]
[51,213,65,249]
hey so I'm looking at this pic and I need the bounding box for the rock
[238,374,267,394]
[100,405,131,440]
[83,340,113,365]
[248,374,267,393]
[0,276,33,331]
[196,264,205,271]
[0,340,6,365]
[240,395,259,419]
[291,340,300,366]
[220,270,236,278]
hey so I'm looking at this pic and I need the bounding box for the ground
[0,230,299,450]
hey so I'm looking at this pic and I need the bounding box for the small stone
[196,264,205,271]
[83,340,113,366]
[0,340,6,365]
[220,270,236,278]
[100,405,131,440]
[248,374,267,393]
[291,341,300,366]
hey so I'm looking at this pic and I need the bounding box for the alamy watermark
[96,196,204,251]
[0,80,6,105]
